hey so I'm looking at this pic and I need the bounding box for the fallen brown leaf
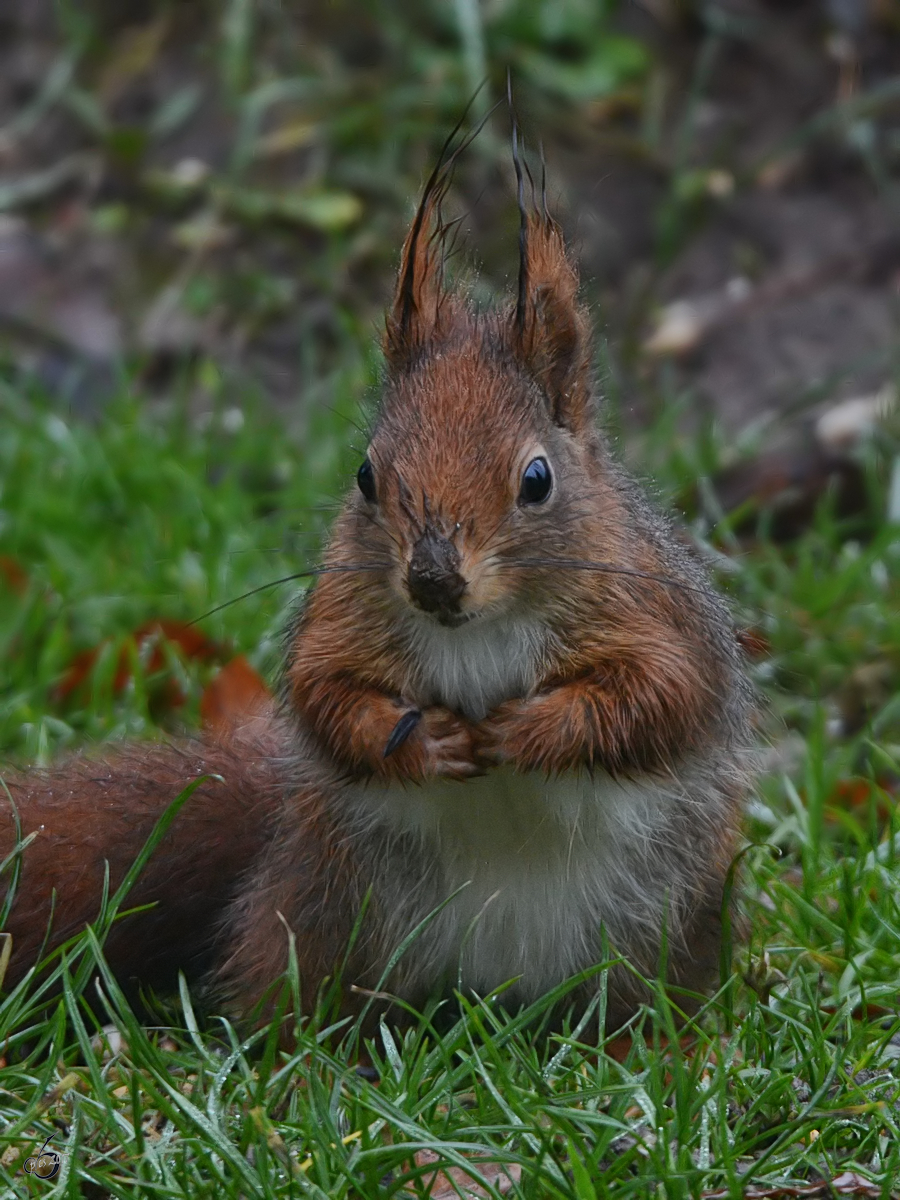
[406,1148,521,1199]
[200,654,273,738]
[827,776,897,825]
[704,1171,888,1198]
[829,1171,891,1196]
[55,619,223,705]
[604,1034,635,1064]
[819,1001,898,1022]
[98,16,170,105]
[0,554,28,593]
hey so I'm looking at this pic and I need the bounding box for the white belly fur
[403,609,551,719]
[350,763,714,1004]
[348,610,725,1004]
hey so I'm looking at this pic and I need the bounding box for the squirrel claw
[384,709,422,758]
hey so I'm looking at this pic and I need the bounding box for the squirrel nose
[407,531,467,620]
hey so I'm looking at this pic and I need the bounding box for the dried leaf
[407,1149,521,1199]
[98,17,170,105]
[603,1034,635,1063]
[256,119,317,158]
[815,384,895,450]
[830,1173,884,1197]
[643,299,707,357]
[704,1172,888,1198]
[200,654,273,738]
[55,619,223,704]
[819,1002,897,1022]
[826,774,897,824]
[0,555,28,594]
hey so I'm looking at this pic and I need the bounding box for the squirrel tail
[0,725,284,1007]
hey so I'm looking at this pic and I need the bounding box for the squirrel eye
[518,456,553,505]
[357,458,377,502]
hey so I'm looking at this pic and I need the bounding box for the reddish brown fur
[1,728,283,1003]
[1,146,751,1030]
[214,772,369,1026]
[513,215,593,431]
[384,188,450,368]
[287,208,738,787]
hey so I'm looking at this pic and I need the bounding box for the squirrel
[0,131,753,1033]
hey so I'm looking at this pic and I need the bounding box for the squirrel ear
[383,187,448,369]
[510,214,593,432]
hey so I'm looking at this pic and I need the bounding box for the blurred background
[3,10,900,1180]
[0,0,899,757]
[1,1,898,436]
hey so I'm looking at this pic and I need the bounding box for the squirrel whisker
[2,114,753,1041]
[498,558,707,595]
[189,563,393,626]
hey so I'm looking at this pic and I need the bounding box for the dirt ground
[0,0,898,455]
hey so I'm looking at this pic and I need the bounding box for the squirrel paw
[474,693,584,775]
[418,707,483,779]
[383,706,482,781]
[473,698,523,768]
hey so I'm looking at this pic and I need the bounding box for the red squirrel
[0,135,753,1030]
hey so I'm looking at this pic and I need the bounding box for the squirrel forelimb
[1,125,754,1033]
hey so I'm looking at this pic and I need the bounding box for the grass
[0,352,373,760]
[2,1,900,1195]
[0,361,899,1198]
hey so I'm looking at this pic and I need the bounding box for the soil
[0,0,898,446]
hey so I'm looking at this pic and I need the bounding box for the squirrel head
[349,150,616,630]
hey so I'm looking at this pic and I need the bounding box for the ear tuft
[511,213,593,432]
[384,100,498,369]
[383,185,449,369]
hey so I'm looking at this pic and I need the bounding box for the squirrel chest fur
[2,138,753,1031]
[327,605,739,1013]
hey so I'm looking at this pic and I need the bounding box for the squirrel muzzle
[407,530,467,623]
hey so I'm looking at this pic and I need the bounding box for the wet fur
[1,134,754,1032]
[0,729,286,1005]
